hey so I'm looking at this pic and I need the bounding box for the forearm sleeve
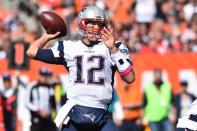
[35,49,63,64]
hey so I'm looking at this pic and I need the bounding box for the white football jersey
[50,40,131,109]
[177,99,197,130]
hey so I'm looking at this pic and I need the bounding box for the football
[40,11,67,37]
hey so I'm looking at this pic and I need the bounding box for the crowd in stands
[0,0,197,60]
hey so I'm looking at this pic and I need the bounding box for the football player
[26,6,135,131]
[177,99,197,131]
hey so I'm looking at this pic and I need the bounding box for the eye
[85,20,91,25]
[85,20,104,27]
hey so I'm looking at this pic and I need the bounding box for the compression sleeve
[35,49,63,64]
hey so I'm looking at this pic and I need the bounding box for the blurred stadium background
[0,0,197,131]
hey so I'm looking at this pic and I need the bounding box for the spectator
[1,73,17,131]
[26,67,57,131]
[134,0,157,23]
[115,76,144,131]
[142,68,173,131]
[173,80,196,125]
[0,92,5,131]
[183,0,197,21]
[119,97,143,131]
[181,13,197,52]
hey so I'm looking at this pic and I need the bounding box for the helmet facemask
[79,18,105,41]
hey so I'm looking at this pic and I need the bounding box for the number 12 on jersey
[74,55,105,85]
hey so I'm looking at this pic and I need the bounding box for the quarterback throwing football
[27,6,135,131]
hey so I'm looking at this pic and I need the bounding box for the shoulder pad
[115,41,122,48]
[115,41,129,54]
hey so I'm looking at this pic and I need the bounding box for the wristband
[111,50,132,76]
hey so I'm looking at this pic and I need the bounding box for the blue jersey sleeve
[35,49,63,64]
[35,41,65,64]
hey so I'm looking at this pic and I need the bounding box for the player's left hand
[101,25,117,53]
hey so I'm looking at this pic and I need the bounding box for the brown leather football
[40,11,67,37]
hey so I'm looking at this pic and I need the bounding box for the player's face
[85,20,104,42]
[86,21,103,29]
[3,80,12,89]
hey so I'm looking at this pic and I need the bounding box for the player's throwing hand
[42,32,60,42]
